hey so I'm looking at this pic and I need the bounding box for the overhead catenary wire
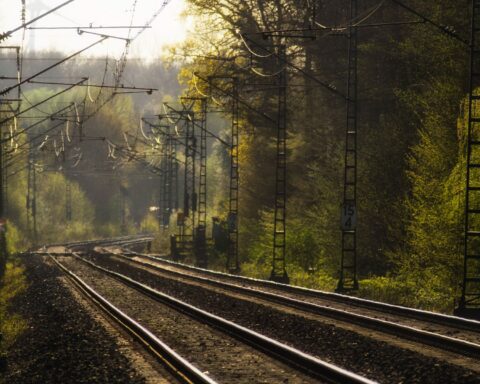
[195,72,276,124]
[0,0,76,42]
[240,34,346,100]
[163,102,230,147]
[6,104,74,144]
[5,119,69,164]
[19,90,53,116]
[141,118,196,155]
[351,0,387,27]
[65,120,71,142]
[250,66,287,78]
[389,0,469,46]
[0,37,108,96]
[239,32,274,58]
[192,75,210,98]
[27,25,152,30]
[124,131,186,165]
[27,79,157,92]
[138,118,151,140]
[105,138,164,174]
[86,79,94,103]
[130,0,173,42]
[0,80,85,127]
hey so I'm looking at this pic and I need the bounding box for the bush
[359,272,457,313]
[0,259,28,357]
[5,222,28,254]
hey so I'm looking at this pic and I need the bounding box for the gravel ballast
[61,256,323,384]
[91,253,480,384]
[4,254,148,384]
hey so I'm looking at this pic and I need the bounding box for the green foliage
[359,274,456,314]
[0,3,472,321]
[140,213,161,233]
[357,95,469,314]
[5,222,28,255]
[6,164,96,246]
[240,212,273,274]
[150,228,174,255]
[36,173,95,243]
[241,213,335,284]
[0,259,28,361]
[175,1,472,312]
[287,266,337,292]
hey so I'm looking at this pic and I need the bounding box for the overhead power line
[0,37,108,96]
[240,34,346,100]
[390,0,469,46]
[27,79,156,93]
[2,103,74,144]
[0,79,86,127]
[194,72,276,123]
[27,26,151,30]
[0,0,76,42]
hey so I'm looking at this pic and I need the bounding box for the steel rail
[70,253,376,384]
[125,251,480,334]
[50,255,217,384]
[93,237,154,247]
[40,234,153,251]
[107,252,480,359]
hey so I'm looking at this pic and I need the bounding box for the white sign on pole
[341,203,356,230]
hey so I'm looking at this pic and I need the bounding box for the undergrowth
[0,258,28,377]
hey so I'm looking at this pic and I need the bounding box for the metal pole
[196,99,208,268]
[337,0,359,292]
[270,44,289,284]
[227,78,240,273]
[0,126,5,278]
[456,0,480,319]
[65,174,72,222]
[32,150,37,245]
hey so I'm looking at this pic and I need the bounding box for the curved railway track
[103,250,480,360]
[36,234,154,254]
[122,251,480,333]
[51,252,376,384]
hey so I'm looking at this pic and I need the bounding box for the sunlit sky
[0,0,192,59]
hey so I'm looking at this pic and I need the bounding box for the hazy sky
[0,0,191,59]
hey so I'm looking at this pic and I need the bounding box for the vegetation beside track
[0,257,27,380]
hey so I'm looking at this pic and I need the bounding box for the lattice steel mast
[65,176,72,221]
[338,0,359,292]
[172,136,179,212]
[457,0,480,319]
[227,78,240,273]
[196,98,208,268]
[27,149,37,245]
[270,44,289,284]
[159,128,170,227]
[0,128,6,277]
[179,116,196,255]
[166,126,173,225]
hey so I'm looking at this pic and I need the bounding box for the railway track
[51,253,376,384]
[36,234,154,254]
[51,256,215,384]
[95,250,480,360]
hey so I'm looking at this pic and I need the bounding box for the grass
[0,258,28,371]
